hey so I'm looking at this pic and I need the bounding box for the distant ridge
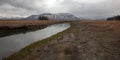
[23,13,80,20]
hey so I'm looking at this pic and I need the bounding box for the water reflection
[0,23,70,59]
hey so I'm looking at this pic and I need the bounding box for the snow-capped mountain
[24,13,80,20]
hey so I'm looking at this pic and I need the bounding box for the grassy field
[2,20,120,60]
[0,20,67,27]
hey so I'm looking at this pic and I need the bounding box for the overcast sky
[0,0,120,19]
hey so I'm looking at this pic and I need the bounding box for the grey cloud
[0,0,120,19]
[59,0,120,19]
[0,0,41,17]
[0,0,38,11]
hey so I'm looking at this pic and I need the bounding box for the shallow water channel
[0,23,70,59]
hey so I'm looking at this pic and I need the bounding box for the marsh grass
[2,23,75,60]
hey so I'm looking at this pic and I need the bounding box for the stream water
[0,23,70,59]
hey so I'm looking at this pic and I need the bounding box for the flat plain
[2,20,120,60]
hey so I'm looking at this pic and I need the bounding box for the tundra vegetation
[3,20,120,60]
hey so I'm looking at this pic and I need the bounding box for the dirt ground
[4,20,120,60]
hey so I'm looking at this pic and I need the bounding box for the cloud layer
[0,0,120,19]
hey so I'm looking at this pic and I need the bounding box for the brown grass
[2,20,120,60]
[0,20,66,27]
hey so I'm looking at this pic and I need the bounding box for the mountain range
[0,13,81,20]
[24,13,80,20]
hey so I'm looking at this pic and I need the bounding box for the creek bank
[4,21,120,60]
[1,23,70,60]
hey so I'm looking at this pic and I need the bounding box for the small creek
[0,23,70,59]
